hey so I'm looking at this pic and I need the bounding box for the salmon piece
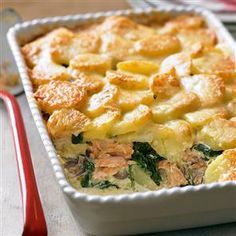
[158,160,187,187]
[88,139,133,180]
[93,167,121,180]
[88,139,133,159]
[95,156,127,168]
[182,149,207,185]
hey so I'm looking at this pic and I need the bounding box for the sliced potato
[34,80,86,114]
[181,74,225,107]
[161,15,204,34]
[150,72,180,99]
[178,28,216,49]
[100,32,134,61]
[84,84,118,118]
[70,53,112,74]
[225,83,236,100]
[22,27,73,68]
[135,35,181,57]
[204,149,236,183]
[130,164,157,190]
[192,51,235,80]
[117,60,158,75]
[227,99,236,116]
[107,70,148,89]
[198,118,236,150]
[184,107,229,128]
[100,16,155,41]
[118,89,154,112]
[84,110,120,139]
[152,120,195,162]
[117,123,160,143]
[29,59,71,86]
[71,72,104,95]
[47,108,90,138]
[50,28,100,65]
[159,52,192,77]
[151,91,200,123]
[111,104,151,136]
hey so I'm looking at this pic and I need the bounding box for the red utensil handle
[0,90,47,236]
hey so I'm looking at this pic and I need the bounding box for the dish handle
[0,90,47,236]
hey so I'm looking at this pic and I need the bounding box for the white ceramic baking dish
[7,6,236,235]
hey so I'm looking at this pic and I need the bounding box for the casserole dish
[7,6,236,235]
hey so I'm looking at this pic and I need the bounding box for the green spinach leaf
[72,133,83,144]
[132,142,165,185]
[80,159,119,189]
[80,158,95,187]
[192,143,223,160]
[128,165,135,188]
[94,180,119,189]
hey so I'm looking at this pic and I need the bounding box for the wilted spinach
[128,165,135,188]
[80,158,119,189]
[80,158,95,187]
[71,133,83,144]
[131,142,165,185]
[192,143,223,160]
[94,180,119,189]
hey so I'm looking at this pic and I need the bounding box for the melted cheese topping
[22,14,236,195]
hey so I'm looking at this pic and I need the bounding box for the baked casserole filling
[22,13,236,194]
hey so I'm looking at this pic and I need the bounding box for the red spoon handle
[0,90,47,236]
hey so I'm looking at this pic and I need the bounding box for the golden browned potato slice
[181,74,225,107]
[227,99,236,116]
[71,72,104,95]
[100,15,155,41]
[111,104,151,136]
[107,70,148,90]
[22,39,42,68]
[225,82,236,100]
[84,110,120,139]
[160,15,204,34]
[118,89,154,112]
[159,52,192,77]
[150,72,180,99]
[152,120,195,163]
[151,91,200,123]
[166,15,204,30]
[22,28,71,68]
[134,35,181,57]
[117,60,158,75]
[84,84,118,118]
[192,51,235,80]
[100,33,134,61]
[34,80,86,114]
[204,149,236,183]
[198,118,236,150]
[159,52,195,77]
[50,28,100,65]
[184,107,229,128]
[47,108,90,138]
[70,53,112,74]
[29,60,71,86]
[178,28,217,49]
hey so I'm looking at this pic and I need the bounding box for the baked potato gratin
[22,13,236,194]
